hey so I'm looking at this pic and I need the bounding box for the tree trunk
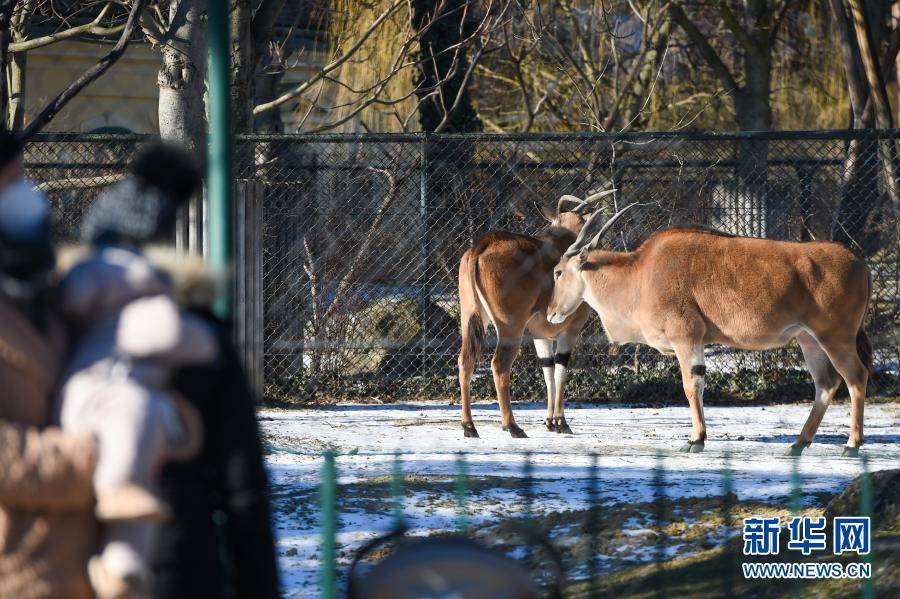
[253,53,286,180]
[0,0,15,132]
[412,0,482,133]
[230,0,253,134]
[4,0,28,132]
[255,66,284,134]
[846,0,900,224]
[5,44,24,132]
[830,0,896,253]
[734,43,772,237]
[157,0,207,253]
[231,0,285,134]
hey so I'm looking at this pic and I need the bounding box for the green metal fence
[311,449,877,598]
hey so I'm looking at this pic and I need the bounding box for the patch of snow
[262,401,900,597]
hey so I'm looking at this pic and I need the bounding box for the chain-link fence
[25,130,900,403]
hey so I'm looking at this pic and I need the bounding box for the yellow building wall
[25,40,161,133]
[24,39,344,134]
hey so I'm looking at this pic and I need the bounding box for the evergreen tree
[412,0,482,132]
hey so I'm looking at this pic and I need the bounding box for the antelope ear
[575,247,589,268]
[536,202,556,222]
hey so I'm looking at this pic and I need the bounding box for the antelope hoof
[680,440,704,453]
[503,424,528,439]
[786,442,807,457]
[545,418,555,432]
[841,446,860,458]
[462,422,479,438]
[555,418,574,435]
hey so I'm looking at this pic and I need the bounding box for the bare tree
[2,0,142,134]
[22,0,150,138]
[141,0,207,153]
[829,0,899,252]
[252,0,512,133]
[669,1,796,132]
[301,167,401,374]
[0,0,16,131]
[230,0,287,133]
[667,2,798,236]
[473,1,673,133]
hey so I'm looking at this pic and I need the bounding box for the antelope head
[547,203,642,324]
[536,188,617,233]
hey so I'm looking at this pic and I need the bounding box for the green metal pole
[652,450,667,599]
[392,451,405,527]
[790,457,802,599]
[207,0,232,320]
[720,452,735,596]
[860,455,874,599]
[320,452,337,599]
[455,452,468,535]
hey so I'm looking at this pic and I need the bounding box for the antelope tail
[461,253,486,367]
[856,268,874,375]
[856,328,874,376]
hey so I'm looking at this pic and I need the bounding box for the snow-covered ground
[260,401,900,597]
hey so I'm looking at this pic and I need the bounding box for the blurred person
[131,145,281,599]
[0,131,98,599]
[56,147,220,598]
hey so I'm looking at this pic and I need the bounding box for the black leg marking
[691,364,706,377]
[538,356,555,369]
[555,352,571,367]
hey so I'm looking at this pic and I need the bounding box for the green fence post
[721,451,735,595]
[455,452,469,535]
[320,452,337,599]
[521,452,534,566]
[587,452,600,599]
[207,0,232,320]
[652,450,667,599]
[790,456,802,599]
[860,455,874,599]
[392,451,405,527]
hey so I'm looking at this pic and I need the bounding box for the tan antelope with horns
[547,205,873,457]
[457,188,617,438]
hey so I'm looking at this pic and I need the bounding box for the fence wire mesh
[24,130,900,403]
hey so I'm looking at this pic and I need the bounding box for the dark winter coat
[152,310,280,599]
[140,250,279,599]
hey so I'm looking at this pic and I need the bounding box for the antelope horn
[564,202,646,257]
[582,188,618,205]
[556,194,585,215]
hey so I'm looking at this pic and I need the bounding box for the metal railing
[308,449,877,597]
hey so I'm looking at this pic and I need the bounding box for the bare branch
[253,0,407,116]
[9,2,124,53]
[669,3,738,93]
[719,2,760,55]
[320,167,399,326]
[23,0,150,139]
[36,173,126,191]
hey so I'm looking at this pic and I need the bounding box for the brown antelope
[457,190,617,438]
[547,205,873,456]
